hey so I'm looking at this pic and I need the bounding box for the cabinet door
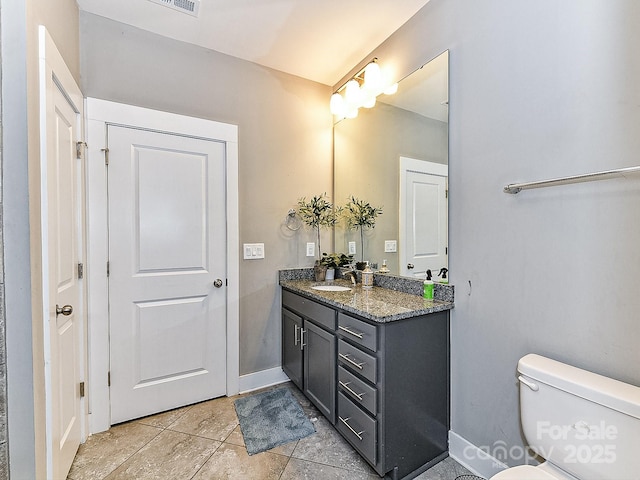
[282,308,303,389]
[304,321,336,424]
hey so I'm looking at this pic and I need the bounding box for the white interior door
[400,157,448,278]
[107,125,227,424]
[39,26,85,479]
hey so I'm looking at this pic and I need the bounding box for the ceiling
[76,0,431,86]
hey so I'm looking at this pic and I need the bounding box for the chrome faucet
[343,271,357,286]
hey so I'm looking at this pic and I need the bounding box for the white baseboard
[449,430,508,479]
[238,367,289,394]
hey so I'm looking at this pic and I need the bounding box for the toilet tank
[517,354,640,480]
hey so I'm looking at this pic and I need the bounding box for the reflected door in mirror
[400,157,448,277]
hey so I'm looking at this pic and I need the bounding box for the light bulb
[363,62,382,93]
[345,107,359,119]
[362,95,376,108]
[344,80,362,106]
[383,82,398,95]
[330,93,345,116]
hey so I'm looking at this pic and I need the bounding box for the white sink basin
[311,285,352,292]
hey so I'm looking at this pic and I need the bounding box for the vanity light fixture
[330,59,399,119]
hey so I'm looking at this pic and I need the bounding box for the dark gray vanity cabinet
[336,310,450,480]
[282,308,303,389]
[282,290,337,423]
[282,286,450,480]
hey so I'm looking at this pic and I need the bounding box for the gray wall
[0,13,7,477]
[79,13,333,376]
[348,0,640,467]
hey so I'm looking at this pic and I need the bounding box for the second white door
[108,125,227,424]
[400,157,448,278]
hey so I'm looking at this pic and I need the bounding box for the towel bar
[503,165,640,194]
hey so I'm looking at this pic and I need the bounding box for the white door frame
[399,156,448,277]
[38,25,87,476]
[85,98,239,433]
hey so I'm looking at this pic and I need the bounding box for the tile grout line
[96,425,165,480]
[95,404,195,479]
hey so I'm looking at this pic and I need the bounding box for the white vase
[325,268,335,281]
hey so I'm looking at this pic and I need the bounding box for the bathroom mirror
[334,50,449,278]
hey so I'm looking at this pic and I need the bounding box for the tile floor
[68,383,478,480]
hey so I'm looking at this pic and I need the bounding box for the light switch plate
[243,243,265,260]
[384,240,397,253]
[348,241,356,255]
[306,242,315,257]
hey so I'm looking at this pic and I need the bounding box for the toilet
[490,354,640,480]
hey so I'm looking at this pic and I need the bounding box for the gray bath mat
[234,387,315,455]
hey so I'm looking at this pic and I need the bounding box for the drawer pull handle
[294,324,300,346]
[339,353,364,370]
[338,325,364,339]
[339,416,364,441]
[339,380,364,400]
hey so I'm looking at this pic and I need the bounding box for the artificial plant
[320,252,354,269]
[342,196,383,262]
[297,193,340,259]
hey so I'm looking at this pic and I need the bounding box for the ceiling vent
[147,0,200,17]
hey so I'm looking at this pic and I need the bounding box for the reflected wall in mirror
[334,50,449,278]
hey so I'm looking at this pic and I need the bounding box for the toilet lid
[491,465,558,480]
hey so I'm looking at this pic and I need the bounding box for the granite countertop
[280,278,454,323]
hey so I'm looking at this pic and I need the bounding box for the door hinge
[445,189,449,199]
[108,371,111,387]
[79,382,85,398]
[77,262,84,279]
[107,261,110,277]
[101,147,109,165]
[76,141,87,160]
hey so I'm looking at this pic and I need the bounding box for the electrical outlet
[348,241,356,255]
[306,242,315,257]
[384,240,397,253]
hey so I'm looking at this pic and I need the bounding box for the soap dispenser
[437,268,449,284]
[423,269,434,300]
[362,261,374,289]
[379,259,390,274]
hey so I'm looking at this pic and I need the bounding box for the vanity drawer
[338,339,377,384]
[337,392,377,465]
[338,366,377,416]
[282,290,336,331]
[338,313,377,352]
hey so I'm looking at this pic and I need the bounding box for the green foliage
[342,196,382,230]
[297,193,339,229]
[297,193,341,258]
[320,252,354,269]
[342,196,382,262]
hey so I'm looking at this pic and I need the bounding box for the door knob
[407,263,415,269]
[213,279,224,288]
[56,304,74,316]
